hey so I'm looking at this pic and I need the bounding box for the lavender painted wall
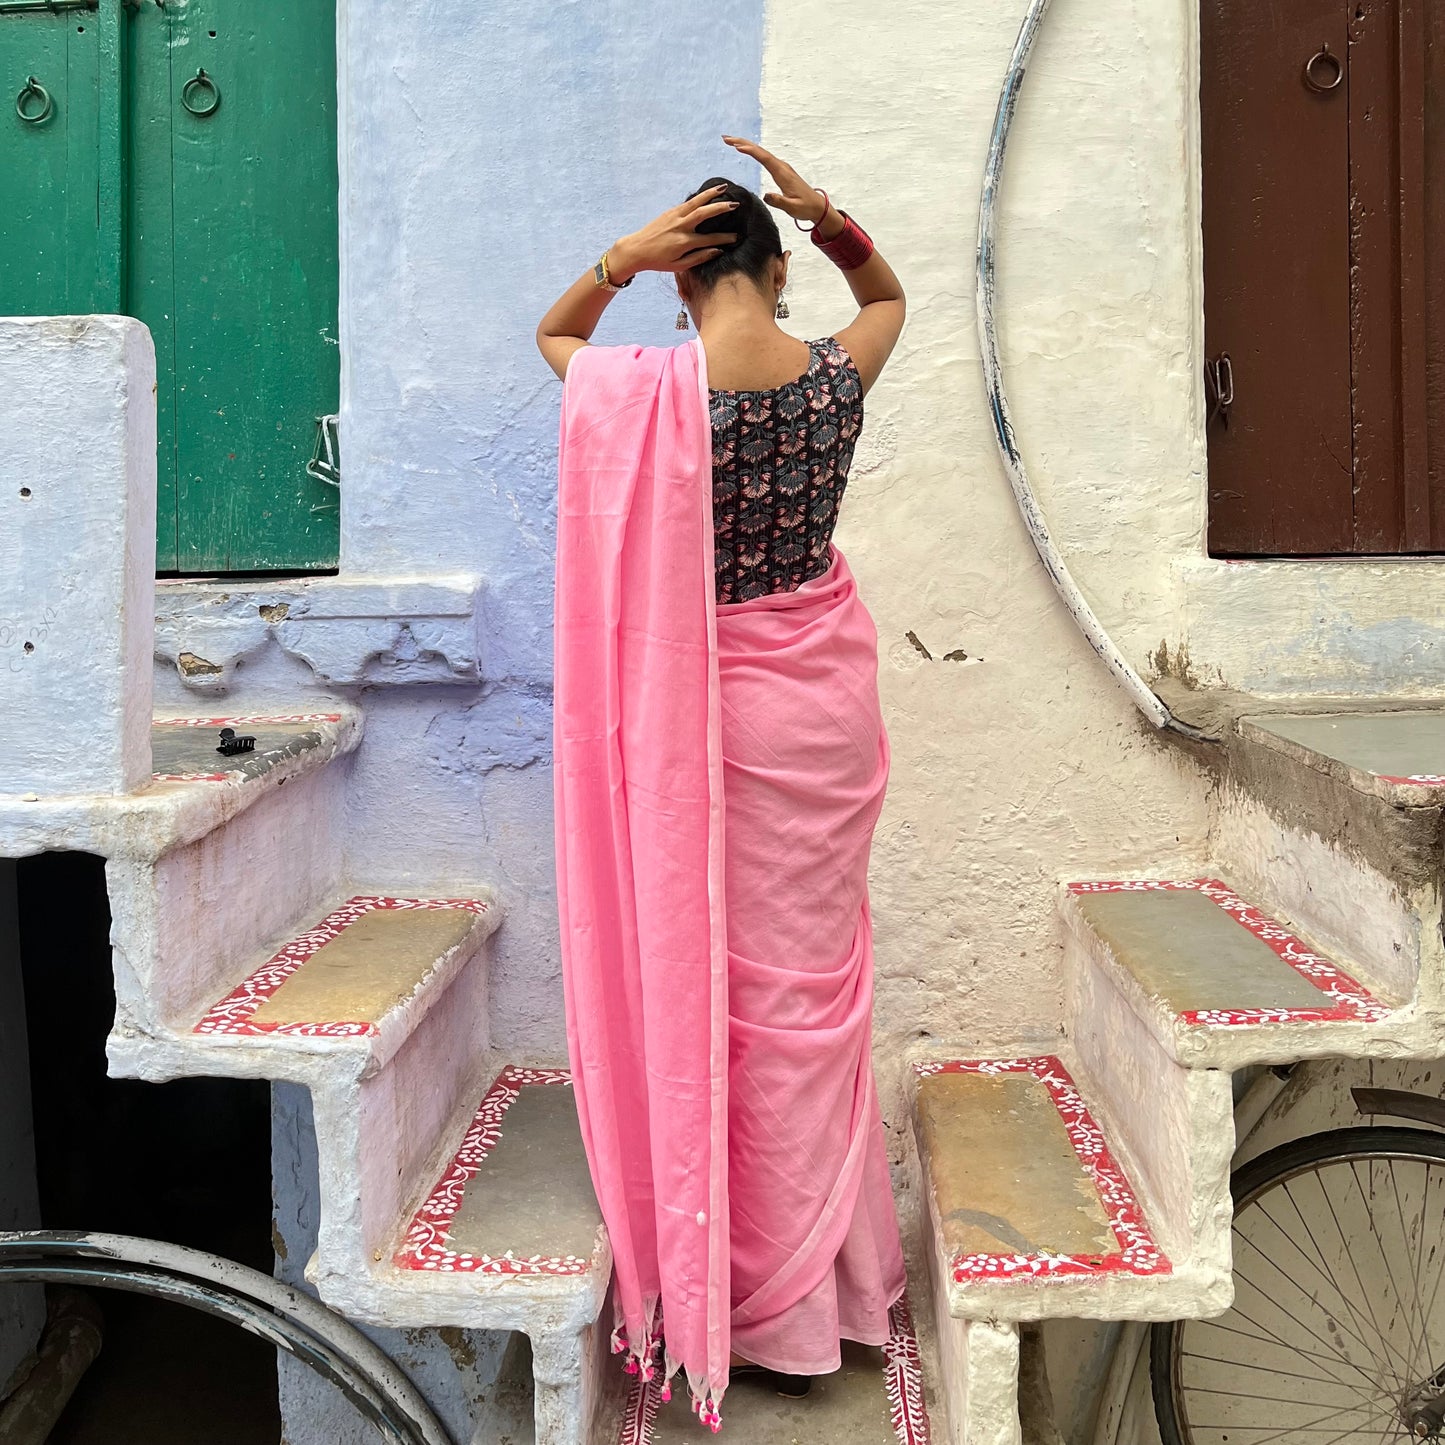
[266,3,764,1438]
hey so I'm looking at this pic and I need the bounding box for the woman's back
[709,336,864,604]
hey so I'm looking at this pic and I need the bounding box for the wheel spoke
[1166,1140,1445,1445]
[1261,1182,1409,1387]
[1302,1166,1416,1391]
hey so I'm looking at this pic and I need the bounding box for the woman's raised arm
[723,136,905,396]
[534,187,740,381]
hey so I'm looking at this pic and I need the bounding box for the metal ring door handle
[181,68,221,117]
[15,76,52,124]
[1303,44,1343,93]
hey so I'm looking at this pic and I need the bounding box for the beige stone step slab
[150,713,351,783]
[393,1066,602,1277]
[1240,708,1445,807]
[1061,878,1411,1071]
[0,707,363,859]
[348,1066,611,1445]
[613,1297,937,1444]
[912,1053,1229,1324]
[189,892,498,1072]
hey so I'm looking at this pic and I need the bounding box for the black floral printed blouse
[709,336,864,604]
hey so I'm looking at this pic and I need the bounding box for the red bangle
[794,189,831,233]
[812,210,874,271]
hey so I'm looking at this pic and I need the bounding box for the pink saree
[553,337,904,1427]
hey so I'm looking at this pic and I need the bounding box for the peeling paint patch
[906,630,933,660]
[177,651,224,678]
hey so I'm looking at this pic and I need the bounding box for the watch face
[594,260,607,286]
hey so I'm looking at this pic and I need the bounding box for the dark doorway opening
[17,852,280,1444]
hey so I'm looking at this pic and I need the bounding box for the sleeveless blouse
[708,336,865,604]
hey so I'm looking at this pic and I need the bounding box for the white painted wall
[760,0,1215,1054]
[0,317,156,797]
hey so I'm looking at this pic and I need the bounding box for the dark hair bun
[682,176,782,295]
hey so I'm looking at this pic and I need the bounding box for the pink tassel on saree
[553,338,905,1426]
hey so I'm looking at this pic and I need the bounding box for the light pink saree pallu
[553,338,905,1428]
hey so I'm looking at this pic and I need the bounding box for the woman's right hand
[609,187,739,281]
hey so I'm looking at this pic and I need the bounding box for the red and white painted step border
[916,1056,1170,1283]
[151,713,345,782]
[616,1295,931,1445]
[1068,879,1388,1026]
[194,895,492,1039]
[394,1066,589,1277]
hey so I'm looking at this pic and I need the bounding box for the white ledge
[154,573,486,689]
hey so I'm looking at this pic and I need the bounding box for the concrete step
[341,1065,611,1445]
[392,1065,601,1281]
[34,708,369,1050]
[112,891,499,1078]
[191,894,498,1070]
[1061,878,1410,1070]
[149,712,356,785]
[1159,692,1445,1030]
[613,1296,937,1444]
[911,1052,1232,1329]
[0,708,364,859]
[110,887,509,1395]
[1240,707,1445,806]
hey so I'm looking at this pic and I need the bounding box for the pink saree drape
[553,338,904,1426]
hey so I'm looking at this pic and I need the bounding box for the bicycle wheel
[1152,1126,1445,1445]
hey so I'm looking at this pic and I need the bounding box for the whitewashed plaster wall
[788,0,1445,705]
[760,0,1215,1053]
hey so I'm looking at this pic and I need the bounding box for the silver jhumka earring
[775,290,790,320]
[675,306,690,331]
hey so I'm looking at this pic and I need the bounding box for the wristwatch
[593,250,633,293]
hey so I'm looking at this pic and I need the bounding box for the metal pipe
[0,1233,454,1445]
[0,1290,103,1445]
[976,0,1209,742]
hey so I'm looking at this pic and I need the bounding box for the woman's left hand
[722,136,828,227]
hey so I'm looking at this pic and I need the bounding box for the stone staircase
[17,698,1445,1445]
[909,702,1445,1445]
[2,711,612,1445]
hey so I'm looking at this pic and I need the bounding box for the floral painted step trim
[1068,878,1389,1026]
[615,1296,931,1444]
[151,714,346,782]
[917,1056,1170,1284]
[394,1066,588,1276]
[153,714,346,727]
[194,896,492,1039]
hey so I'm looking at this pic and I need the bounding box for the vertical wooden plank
[1348,0,1406,551]
[57,3,120,313]
[0,9,99,313]
[93,0,123,312]
[125,0,180,570]
[1202,0,1354,556]
[169,0,339,573]
[1424,0,1445,543]
[1393,0,1429,548]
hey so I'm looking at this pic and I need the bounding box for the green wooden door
[0,2,122,315]
[2,0,339,575]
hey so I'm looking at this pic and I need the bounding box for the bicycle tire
[1151,1125,1445,1445]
